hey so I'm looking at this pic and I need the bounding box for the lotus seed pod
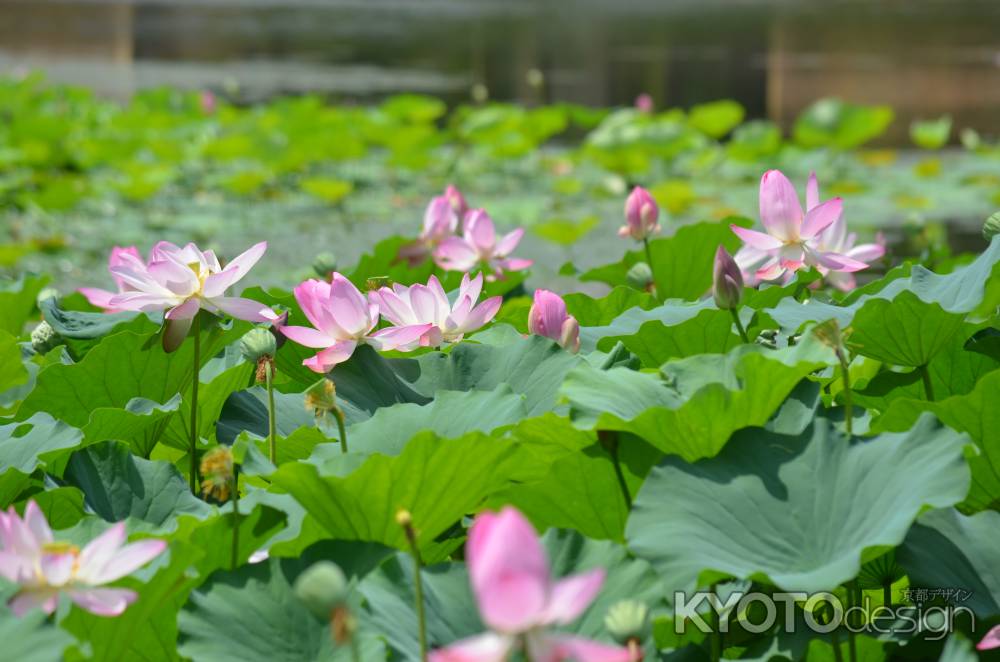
[240,327,276,363]
[983,211,1000,241]
[30,321,61,354]
[294,561,348,619]
[626,262,654,291]
[312,252,337,278]
[36,287,60,305]
[604,599,650,643]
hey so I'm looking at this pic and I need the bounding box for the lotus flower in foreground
[979,625,1000,650]
[528,289,580,353]
[434,209,532,278]
[0,501,166,617]
[282,274,433,373]
[430,507,633,662]
[79,245,144,312]
[98,241,276,348]
[731,170,871,285]
[371,273,501,348]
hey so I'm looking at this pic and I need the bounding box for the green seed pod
[239,327,277,363]
[294,561,348,619]
[30,321,61,354]
[312,252,338,278]
[983,211,1000,241]
[604,599,650,643]
[626,262,654,291]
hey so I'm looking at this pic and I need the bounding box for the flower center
[41,541,79,556]
[188,261,208,293]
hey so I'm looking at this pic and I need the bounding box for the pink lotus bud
[635,93,654,114]
[444,185,468,217]
[712,246,744,310]
[199,90,216,115]
[620,186,661,241]
[528,289,580,353]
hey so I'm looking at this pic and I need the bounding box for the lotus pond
[2,75,1000,660]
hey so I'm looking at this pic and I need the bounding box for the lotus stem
[838,350,853,435]
[231,467,240,570]
[266,362,277,464]
[730,309,750,344]
[335,407,348,454]
[919,364,935,401]
[642,238,656,294]
[397,510,427,662]
[601,432,632,510]
[189,315,201,494]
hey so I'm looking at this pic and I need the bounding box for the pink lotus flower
[734,172,885,290]
[103,241,276,346]
[399,194,462,266]
[281,273,433,373]
[199,90,216,115]
[430,507,633,662]
[0,501,166,617]
[619,187,660,241]
[528,289,580,353]
[434,209,532,278]
[444,184,469,218]
[79,245,145,312]
[979,625,1000,650]
[634,93,654,114]
[371,273,501,348]
[731,170,870,284]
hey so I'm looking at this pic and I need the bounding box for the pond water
[3,0,1000,140]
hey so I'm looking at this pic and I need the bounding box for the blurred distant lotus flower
[0,501,166,617]
[979,625,1000,650]
[79,245,144,312]
[444,184,469,218]
[635,93,654,114]
[731,170,870,284]
[620,186,660,241]
[199,90,216,115]
[429,507,632,662]
[371,273,501,348]
[434,209,532,278]
[712,246,744,310]
[105,241,275,349]
[399,194,461,266]
[528,289,580,353]
[282,274,433,373]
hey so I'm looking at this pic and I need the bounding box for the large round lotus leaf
[627,414,970,597]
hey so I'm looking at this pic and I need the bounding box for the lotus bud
[559,317,581,354]
[620,186,660,241]
[200,446,234,502]
[199,90,217,115]
[626,262,654,291]
[604,599,651,644]
[294,561,349,620]
[312,252,338,279]
[30,321,61,354]
[635,93,654,114]
[983,211,1000,241]
[712,246,744,310]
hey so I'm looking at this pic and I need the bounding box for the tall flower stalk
[397,510,427,662]
[189,315,201,492]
